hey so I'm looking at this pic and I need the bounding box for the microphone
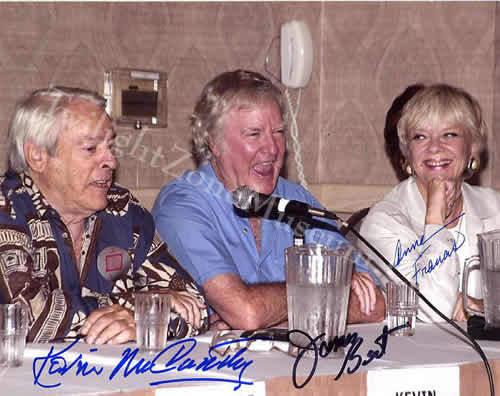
[232,186,330,219]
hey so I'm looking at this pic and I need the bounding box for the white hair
[7,86,106,172]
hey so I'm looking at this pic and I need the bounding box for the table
[2,322,500,395]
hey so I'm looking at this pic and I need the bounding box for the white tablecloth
[2,322,500,395]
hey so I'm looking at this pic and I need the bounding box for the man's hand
[209,313,231,330]
[168,290,205,328]
[348,275,385,323]
[351,271,377,314]
[80,304,135,345]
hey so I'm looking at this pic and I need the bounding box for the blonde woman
[361,84,499,322]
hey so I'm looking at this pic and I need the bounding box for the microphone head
[232,185,256,211]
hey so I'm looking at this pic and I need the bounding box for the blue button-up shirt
[153,164,370,293]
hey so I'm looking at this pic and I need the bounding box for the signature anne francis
[393,213,466,285]
[32,325,404,391]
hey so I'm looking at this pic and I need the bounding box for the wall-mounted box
[104,68,168,129]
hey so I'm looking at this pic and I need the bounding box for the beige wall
[0,2,497,192]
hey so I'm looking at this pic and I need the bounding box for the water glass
[286,243,354,358]
[386,282,418,336]
[463,230,500,329]
[134,292,171,351]
[0,303,28,367]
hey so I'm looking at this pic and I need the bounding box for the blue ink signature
[289,323,407,389]
[392,213,466,285]
[33,338,255,391]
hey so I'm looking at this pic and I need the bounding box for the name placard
[367,366,459,396]
[156,381,266,396]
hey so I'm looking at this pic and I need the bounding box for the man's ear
[24,142,48,173]
[208,136,222,158]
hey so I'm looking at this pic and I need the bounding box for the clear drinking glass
[286,243,354,358]
[463,230,500,329]
[386,282,418,336]
[0,303,28,367]
[134,292,171,351]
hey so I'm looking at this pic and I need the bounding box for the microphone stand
[293,221,305,247]
[320,210,494,396]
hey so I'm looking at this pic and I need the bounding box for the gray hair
[7,86,106,172]
[397,84,486,160]
[191,69,285,164]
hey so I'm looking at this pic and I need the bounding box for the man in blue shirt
[0,87,208,343]
[153,70,385,330]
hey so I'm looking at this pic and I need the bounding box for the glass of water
[134,292,171,351]
[386,282,419,336]
[0,303,28,367]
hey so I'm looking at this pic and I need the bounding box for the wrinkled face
[39,101,117,220]
[407,118,476,194]
[211,100,286,195]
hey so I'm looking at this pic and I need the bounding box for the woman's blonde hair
[397,84,486,160]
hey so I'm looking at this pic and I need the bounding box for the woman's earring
[405,164,414,176]
[465,157,480,179]
[468,158,479,171]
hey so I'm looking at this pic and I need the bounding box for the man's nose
[263,131,279,155]
[102,147,117,169]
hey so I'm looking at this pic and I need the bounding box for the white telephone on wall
[281,20,313,88]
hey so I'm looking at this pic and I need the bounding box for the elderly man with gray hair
[0,86,208,343]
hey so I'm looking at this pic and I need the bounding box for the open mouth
[91,179,111,189]
[424,159,452,169]
[253,162,274,177]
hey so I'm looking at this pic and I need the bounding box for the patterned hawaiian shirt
[0,170,208,342]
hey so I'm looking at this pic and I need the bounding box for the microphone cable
[329,211,494,396]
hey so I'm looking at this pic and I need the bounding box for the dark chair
[340,207,370,244]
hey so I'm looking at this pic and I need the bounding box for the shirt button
[62,232,68,239]
[243,228,248,233]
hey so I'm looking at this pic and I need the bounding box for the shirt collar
[196,163,234,205]
[18,171,53,218]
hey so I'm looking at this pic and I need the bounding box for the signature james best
[289,323,407,388]
[393,213,466,285]
[32,325,404,391]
